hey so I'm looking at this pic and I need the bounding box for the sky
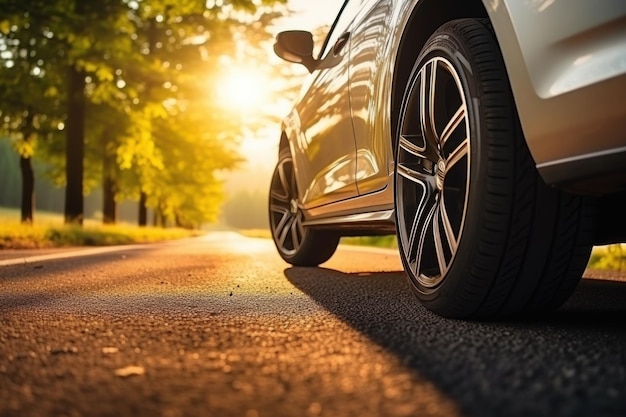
[277,0,342,31]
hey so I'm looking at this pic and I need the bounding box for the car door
[291,0,364,209]
[348,0,395,196]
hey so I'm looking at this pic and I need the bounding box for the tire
[394,19,594,319]
[269,148,340,266]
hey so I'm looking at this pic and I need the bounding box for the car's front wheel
[394,19,594,319]
[269,149,340,266]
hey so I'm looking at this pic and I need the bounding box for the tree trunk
[154,202,165,228]
[102,137,117,224]
[153,208,160,227]
[102,175,116,224]
[138,191,148,227]
[19,155,34,224]
[19,110,35,225]
[64,65,86,225]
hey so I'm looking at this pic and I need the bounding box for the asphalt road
[1,233,625,417]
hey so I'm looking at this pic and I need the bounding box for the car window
[317,0,363,59]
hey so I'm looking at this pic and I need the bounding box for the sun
[217,68,267,111]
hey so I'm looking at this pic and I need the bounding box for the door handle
[333,32,350,56]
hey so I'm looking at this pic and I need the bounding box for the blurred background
[0,0,337,231]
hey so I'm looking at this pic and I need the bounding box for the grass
[588,244,626,272]
[341,235,398,249]
[238,228,398,249]
[237,229,272,239]
[239,227,624,272]
[0,207,203,249]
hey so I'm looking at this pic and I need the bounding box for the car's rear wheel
[269,149,340,266]
[394,19,594,319]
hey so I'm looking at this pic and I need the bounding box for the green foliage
[588,245,626,271]
[0,0,287,227]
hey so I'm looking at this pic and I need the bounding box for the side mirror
[273,31,317,73]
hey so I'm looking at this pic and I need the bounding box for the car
[268,0,626,319]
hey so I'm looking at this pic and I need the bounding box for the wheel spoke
[439,194,458,253]
[413,199,438,277]
[272,206,291,238]
[270,189,290,203]
[277,215,296,249]
[440,104,466,149]
[432,206,448,276]
[405,184,428,257]
[290,221,299,251]
[290,212,304,251]
[399,132,440,164]
[419,61,439,144]
[446,137,469,170]
[399,135,427,159]
[402,180,435,276]
[397,162,429,185]
[269,203,290,217]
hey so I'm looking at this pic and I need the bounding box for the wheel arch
[390,0,489,152]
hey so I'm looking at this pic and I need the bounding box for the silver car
[269,0,626,319]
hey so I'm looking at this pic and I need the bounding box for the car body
[269,0,626,319]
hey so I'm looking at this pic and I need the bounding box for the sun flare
[217,69,267,111]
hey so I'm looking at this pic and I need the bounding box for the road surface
[1,233,625,417]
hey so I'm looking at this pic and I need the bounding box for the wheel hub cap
[435,159,446,191]
[290,199,299,215]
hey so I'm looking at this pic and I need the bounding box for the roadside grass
[588,244,626,272]
[0,208,203,249]
[239,228,624,272]
[237,229,272,239]
[237,229,398,249]
[341,235,398,249]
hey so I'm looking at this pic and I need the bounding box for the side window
[318,0,363,59]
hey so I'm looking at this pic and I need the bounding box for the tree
[1,0,287,227]
[111,0,285,227]
[0,0,128,224]
[0,3,64,223]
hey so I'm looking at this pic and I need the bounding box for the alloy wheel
[396,56,471,289]
[269,156,305,256]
